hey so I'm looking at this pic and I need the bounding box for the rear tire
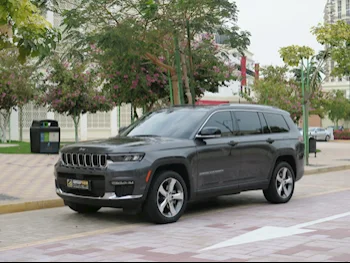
[325,135,330,142]
[143,171,188,224]
[66,202,101,214]
[264,162,295,204]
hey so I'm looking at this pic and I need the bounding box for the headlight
[108,153,145,162]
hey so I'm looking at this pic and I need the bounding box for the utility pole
[305,60,311,166]
[301,60,309,166]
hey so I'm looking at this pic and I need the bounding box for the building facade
[199,34,256,104]
[321,0,350,128]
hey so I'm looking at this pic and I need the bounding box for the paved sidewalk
[0,170,350,262]
[305,141,350,172]
[0,142,349,213]
[0,154,58,203]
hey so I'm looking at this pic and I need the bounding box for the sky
[234,0,327,66]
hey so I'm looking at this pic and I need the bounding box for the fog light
[111,181,135,186]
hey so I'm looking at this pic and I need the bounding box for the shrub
[334,130,350,140]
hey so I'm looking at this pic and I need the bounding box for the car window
[258,112,271,134]
[234,111,262,136]
[263,113,290,133]
[203,111,236,137]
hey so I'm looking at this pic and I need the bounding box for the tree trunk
[133,105,139,120]
[19,106,24,142]
[171,72,180,105]
[180,51,193,105]
[0,111,10,143]
[72,114,80,143]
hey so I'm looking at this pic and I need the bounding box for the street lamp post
[301,59,310,166]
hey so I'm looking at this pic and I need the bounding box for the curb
[0,199,64,215]
[304,165,350,175]
[1,165,350,216]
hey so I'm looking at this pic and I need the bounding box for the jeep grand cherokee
[55,104,305,224]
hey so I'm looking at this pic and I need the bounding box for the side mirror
[196,127,222,139]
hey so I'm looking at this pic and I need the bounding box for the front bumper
[56,188,144,209]
[54,160,152,209]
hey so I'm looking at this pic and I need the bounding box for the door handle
[266,138,275,144]
[228,141,238,147]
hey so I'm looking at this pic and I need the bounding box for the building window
[347,0,350,16]
[338,0,342,19]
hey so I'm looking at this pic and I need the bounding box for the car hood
[61,136,194,154]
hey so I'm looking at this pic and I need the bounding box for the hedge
[334,130,350,140]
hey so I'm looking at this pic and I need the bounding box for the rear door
[232,111,275,185]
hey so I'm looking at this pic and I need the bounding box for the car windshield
[121,109,208,139]
[309,128,317,132]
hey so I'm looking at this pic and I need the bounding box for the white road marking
[291,212,350,229]
[201,211,350,251]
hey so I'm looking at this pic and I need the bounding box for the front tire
[264,162,295,204]
[65,202,101,214]
[325,135,330,142]
[143,171,188,224]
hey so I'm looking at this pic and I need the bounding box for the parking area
[0,170,349,262]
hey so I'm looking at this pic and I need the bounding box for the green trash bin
[30,120,61,154]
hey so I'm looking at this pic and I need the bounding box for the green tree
[37,58,114,142]
[245,66,304,123]
[279,45,329,122]
[245,65,327,124]
[325,90,350,128]
[312,20,350,78]
[0,50,35,143]
[0,0,60,62]
[58,0,250,105]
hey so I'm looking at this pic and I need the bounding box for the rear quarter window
[263,113,290,133]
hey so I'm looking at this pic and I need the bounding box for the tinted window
[203,111,236,137]
[258,112,271,134]
[234,111,262,136]
[124,109,207,139]
[264,113,290,133]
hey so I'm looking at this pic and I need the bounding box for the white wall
[16,103,138,142]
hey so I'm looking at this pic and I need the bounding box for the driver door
[196,111,241,192]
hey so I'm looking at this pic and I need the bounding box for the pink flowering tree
[37,58,114,142]
[0,51,35,143]
[90,31,238,112]
[97,54,170,115]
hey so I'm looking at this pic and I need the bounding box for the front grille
[57,173,105,198]
[62,153,107,168]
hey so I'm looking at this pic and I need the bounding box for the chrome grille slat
[62,153,108,169]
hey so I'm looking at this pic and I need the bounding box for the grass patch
[0,141,74,154]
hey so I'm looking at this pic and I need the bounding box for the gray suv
[55,104,305,224]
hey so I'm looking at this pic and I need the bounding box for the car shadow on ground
[66,191,268,225]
